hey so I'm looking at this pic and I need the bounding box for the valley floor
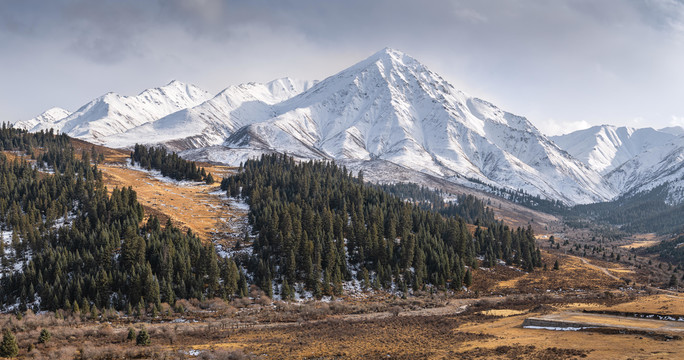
[4,250,683,359]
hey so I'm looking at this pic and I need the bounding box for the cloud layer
[1,0,683,135]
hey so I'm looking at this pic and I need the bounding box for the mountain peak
[341,48,423,77]
[366,47,417,67]
[43,107,71,117]
[373,47,405,58]
[13,107,71,130]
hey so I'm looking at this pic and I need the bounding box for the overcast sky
[2,0,684,136]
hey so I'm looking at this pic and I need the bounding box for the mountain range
[15,48,684,206]
[553,125,684,205]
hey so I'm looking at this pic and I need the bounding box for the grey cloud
[1,0,684,134]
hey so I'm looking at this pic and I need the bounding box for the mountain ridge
[23,48,684,206]
[18,80,213,142]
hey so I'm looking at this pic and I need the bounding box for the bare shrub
[97,324,114,338]
[329,301,349,314]
[255,296,272,306]
[47,345,79,360]
[161,326,177,345]
[249,287,265,299]
[175,299,198,313]
[200,298,234,314]
[231,297,252,309]
[79,345,124,360]
[298,303,331,321]
[198,349,255,360]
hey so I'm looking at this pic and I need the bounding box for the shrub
[127,327,136,341]
[38,328,51,344]
[136,328,151,346]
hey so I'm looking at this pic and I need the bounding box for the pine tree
[136,327,150,346]
[0,329,18,358]
[669,274,678,288]
[553,260,560,270]
[464,269,473,288]
[281,279,294,301]
[38,329,51,344]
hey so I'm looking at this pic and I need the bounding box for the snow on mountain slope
[605,135,684,204]
[26,81,212,142]
[552,125,677,174]
[13,107,71,131]
[104,78,316,150]
[225,48,615,204]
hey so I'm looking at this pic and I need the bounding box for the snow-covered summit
[552,125,678,174]
[104,77,317,150]
[13,107,71,131]
[20,81,212,142]
[225,48,614,204]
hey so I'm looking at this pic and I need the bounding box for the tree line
[569,184,684,235]
[131,144,214,184]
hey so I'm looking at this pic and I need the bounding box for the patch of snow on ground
[523,325,591,331]
[1,231,27,280]
[125,159,206,187]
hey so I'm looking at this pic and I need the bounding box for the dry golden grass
[457,311,684,360]
[479,309,527,316]
[485,252,624,294]
[95,165,245,247]
[599,294,684,316]
[85,142,246,244]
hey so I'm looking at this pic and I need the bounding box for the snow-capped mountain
[14,107,71,131]
[603,136,684,204]
[553,125,684,205]
[104,77,316,150]
[551,125,678,174]
[219,48,615,204]
[18,48,632,205]
[21,81,212,143]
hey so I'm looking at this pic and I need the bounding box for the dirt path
[574,256,622,281]
[339,298,481,322]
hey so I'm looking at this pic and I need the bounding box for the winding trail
[573,256,621,281]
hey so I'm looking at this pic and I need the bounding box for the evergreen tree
[127,327,136,341]
[464,269,473,288]
[0,329,18,358]
[136,328,151,346]
[669,274,678,288]
[38,329,51,344]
